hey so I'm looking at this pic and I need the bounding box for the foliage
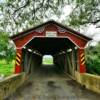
[0,32,15,63]
[69,0,100,28]
[0,0,70,34]
[86,42,100,75]
[0,0,100,34]
[0,60,14,76]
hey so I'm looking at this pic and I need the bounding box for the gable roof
[10,20,92,41]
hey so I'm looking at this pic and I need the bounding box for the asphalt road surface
[7,65,100,100]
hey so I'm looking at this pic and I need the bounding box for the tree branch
[13,0,30,15]
[91,19,100,24]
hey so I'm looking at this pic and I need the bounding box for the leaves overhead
[0,0,69,35]
[0,0,100,34]
[69,0,100,27]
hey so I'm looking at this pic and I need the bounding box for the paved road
[7,65,100,100]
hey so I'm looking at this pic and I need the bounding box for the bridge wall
[81,73,100,94]
[75,71,100,94]
[0,73,25,99]
[22,49,42,74]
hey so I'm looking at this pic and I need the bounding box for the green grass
[42,58,53,65]
[0,60,15,77]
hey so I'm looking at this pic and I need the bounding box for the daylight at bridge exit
[0,0,100,100]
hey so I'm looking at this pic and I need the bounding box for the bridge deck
[7,65,100,100]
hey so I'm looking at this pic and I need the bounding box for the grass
[0,60,15,77]
[42,58,53,65]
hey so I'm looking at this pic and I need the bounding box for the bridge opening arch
[21,37,79,78]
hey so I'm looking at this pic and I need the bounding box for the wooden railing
[0,73,25,100]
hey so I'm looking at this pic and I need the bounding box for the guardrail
[75,71,100,94]
[81,73,100,94]
[0,73,25,100]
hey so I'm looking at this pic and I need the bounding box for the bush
[86,42,100,75]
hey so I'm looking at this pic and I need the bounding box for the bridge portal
[10,20,92,79]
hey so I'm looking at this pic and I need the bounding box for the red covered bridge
[10,20,92,79]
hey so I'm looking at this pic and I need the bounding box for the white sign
[46,31,57,37]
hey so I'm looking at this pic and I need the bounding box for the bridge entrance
[22,37,78,78]
[10,20,92,80]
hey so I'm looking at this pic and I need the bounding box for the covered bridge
[10,20,92,79]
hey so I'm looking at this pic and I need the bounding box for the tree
[0,0,70,35]
[0,32,8,59]
[69,0,100,28]
[0,32,15,63]
[85,42,100,75]
[0,0,100,34]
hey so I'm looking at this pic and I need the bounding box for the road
[7,65,100,100]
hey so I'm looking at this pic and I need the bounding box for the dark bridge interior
[26,38,74,55]
[22,37,78,78]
